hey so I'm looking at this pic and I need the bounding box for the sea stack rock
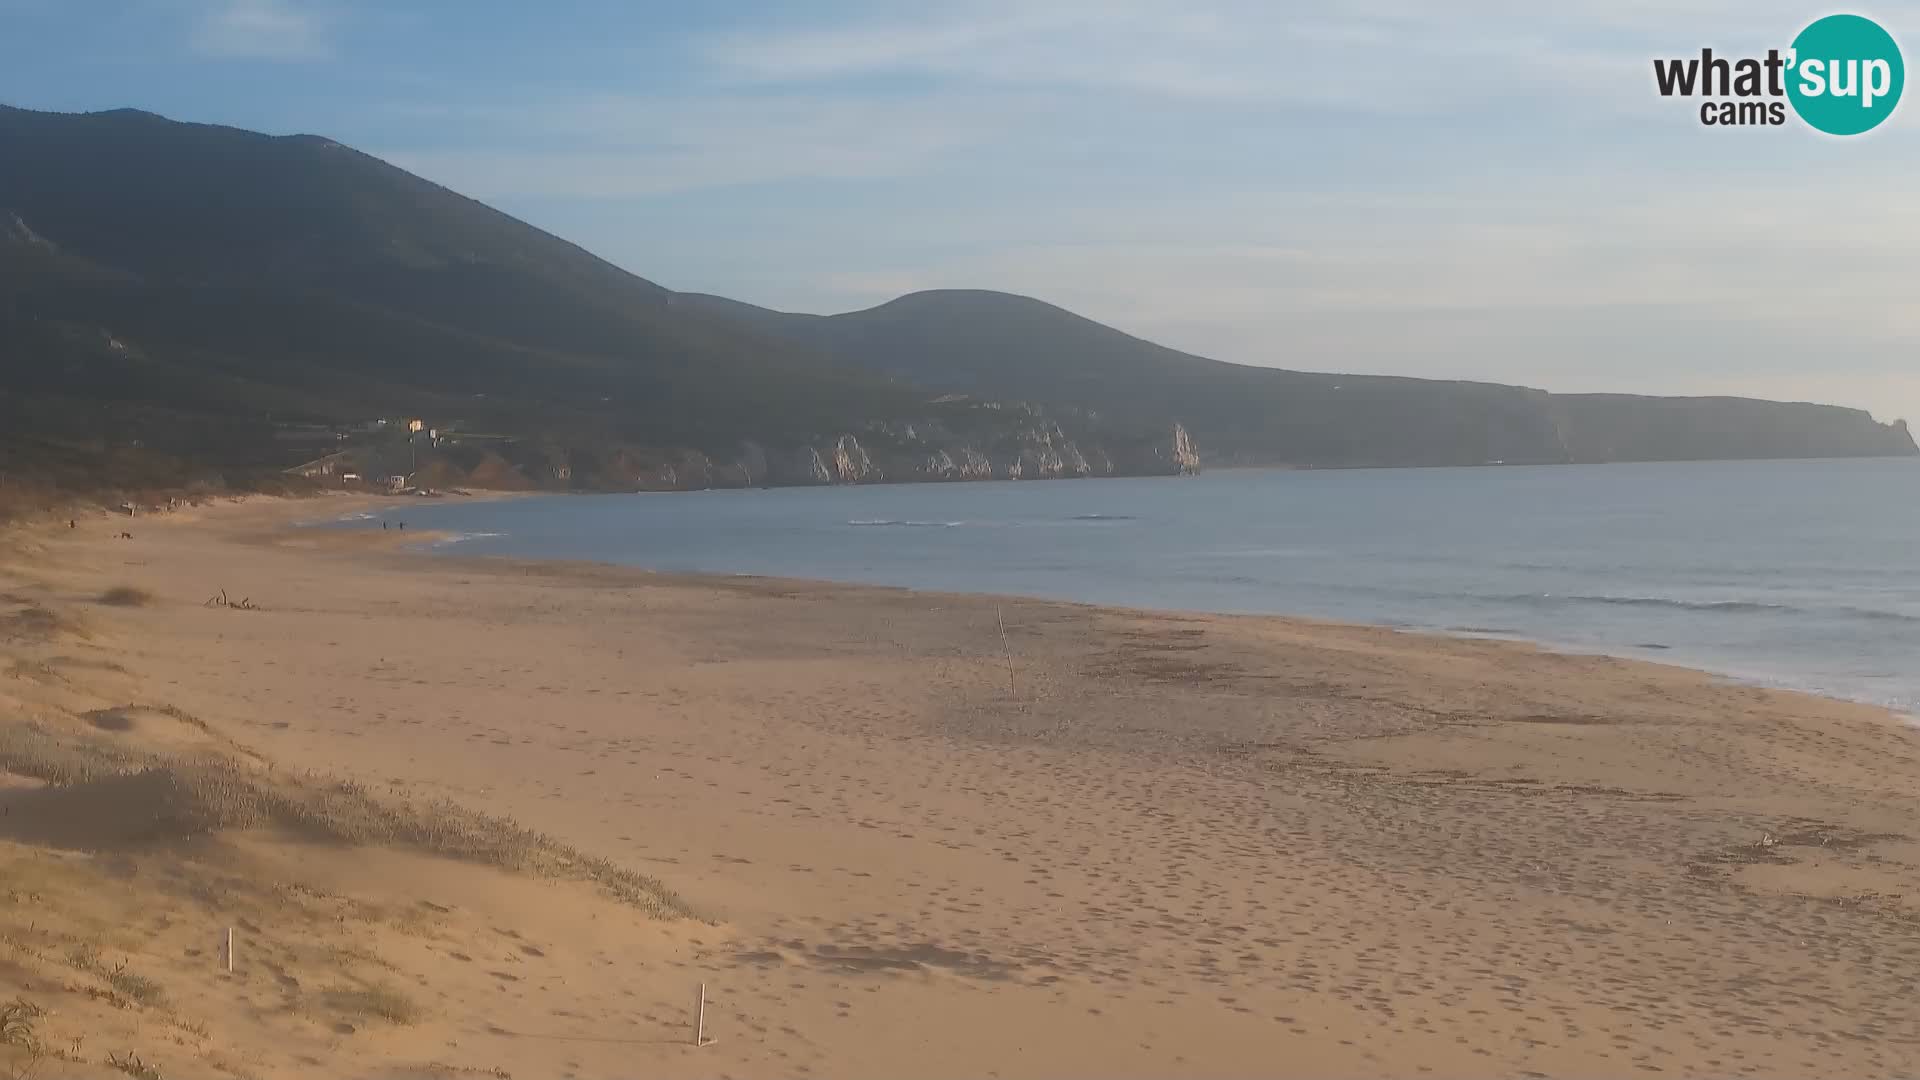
[829,435,881,483]
[1171,422,1200,474]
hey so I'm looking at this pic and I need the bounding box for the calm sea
[334,457,1920,715]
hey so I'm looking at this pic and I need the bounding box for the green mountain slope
[0,106,926,458]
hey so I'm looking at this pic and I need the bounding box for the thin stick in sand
[694,981,710,1047]
[226,926,235,974]
[996,604,1015,696]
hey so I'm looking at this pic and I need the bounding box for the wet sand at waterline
[3,494,1919,1078]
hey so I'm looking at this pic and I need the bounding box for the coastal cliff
[395,415,1202,493]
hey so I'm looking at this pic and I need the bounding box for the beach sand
[3,493,1919,1078]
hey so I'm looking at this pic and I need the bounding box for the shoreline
[313,489,1920,724]
[6,494,1920,1077]
[237,495,1920,755]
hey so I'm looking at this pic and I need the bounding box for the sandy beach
[4,493,1920,1079]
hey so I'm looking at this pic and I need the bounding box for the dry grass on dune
[0,579,687,918]
[0,597,91,645]
[324,982,424,1026]
[97,584,156,607]
[0,719,691,919]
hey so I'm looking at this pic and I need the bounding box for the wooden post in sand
[225,927,235,973]
[694,982,708,1047]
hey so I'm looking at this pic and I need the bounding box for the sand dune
[3,494,1919,1078]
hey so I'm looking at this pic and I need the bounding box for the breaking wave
[1496,593,1920,624]
[433,531,505,546]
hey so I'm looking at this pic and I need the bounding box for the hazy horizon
[4,1,1918,424]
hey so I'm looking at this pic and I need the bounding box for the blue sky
[5,1,1920,424]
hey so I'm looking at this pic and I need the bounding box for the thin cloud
[705,178,1920,422]
[379,91,1023,199]
[694,1,1844,109]
[191,0,331,61]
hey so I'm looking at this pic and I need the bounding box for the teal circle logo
[1787,14,1904,135]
